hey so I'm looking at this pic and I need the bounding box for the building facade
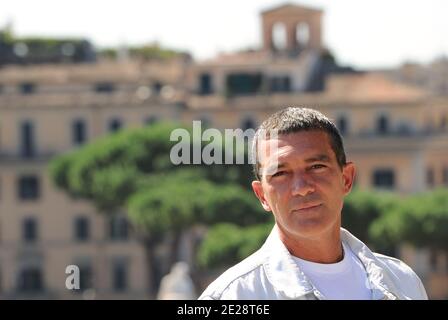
[0,3,447,299]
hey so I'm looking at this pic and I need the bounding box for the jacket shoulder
[373,252,428,299]
[374,252,415,275]
[198,249,269,300]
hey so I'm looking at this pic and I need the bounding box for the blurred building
[385,57,448,96]
[0,27,96,66]
[0,59,188,299]
[0,3,447,299]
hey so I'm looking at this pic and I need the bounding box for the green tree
[198,188,403,270]
[197,222,273,269]
[342,189,399,251]
[98,43,190,61]
[49,122,261,296]
[370,188,448,251]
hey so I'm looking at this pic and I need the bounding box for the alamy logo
[169,121,279,174]
[170,121,255,165]
[65,265,80,290]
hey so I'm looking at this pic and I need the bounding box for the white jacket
[199,226,428,300]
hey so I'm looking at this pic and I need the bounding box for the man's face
[252,130,355,241]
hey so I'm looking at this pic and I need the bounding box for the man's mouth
[292,203,322,213]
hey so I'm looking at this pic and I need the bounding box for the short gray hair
[251,107,347,180]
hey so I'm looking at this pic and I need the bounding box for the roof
[199,50,272,67]
[0,59,184,85]
[186,72,431,111]
[323,73,429,104]
[261,2,323,15]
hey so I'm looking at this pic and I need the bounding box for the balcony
[0,150,57,163]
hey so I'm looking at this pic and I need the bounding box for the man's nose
[291,173,315,196]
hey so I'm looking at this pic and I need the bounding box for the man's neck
[278,227,343,264]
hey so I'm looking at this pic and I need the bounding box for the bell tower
[261,3,323,54]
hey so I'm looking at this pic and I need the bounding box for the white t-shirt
[292,243,372,300]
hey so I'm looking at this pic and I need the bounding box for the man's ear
[342,162,356,195]
[252,180,272,212]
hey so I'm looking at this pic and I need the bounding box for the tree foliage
[48,121,263,294]
[98,43,190,61]
[342,189,399,247]
[197,222,274,269]
[370,188,448,250]
[49,120,448,281]
[199,188,448,269]
[50,122,188,210]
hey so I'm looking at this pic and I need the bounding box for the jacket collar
[261,225,399,300]
[261,225,314,298]
[340,228,400,300]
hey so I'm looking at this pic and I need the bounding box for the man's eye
[310,164,326,170]
[272,171,287,177]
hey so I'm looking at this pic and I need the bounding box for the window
[74,216,90,242]
[336,116,348,135]
[94,82,115,93]
[269,76,291,93]
[112,261,128,292]
[17,267,43,293]
[226,73,263,96]
[198,116,211,129]
[296,22,310,47]
[22,217,38,243]
[199,73,213,95]
[108,118,122,133]
[144,116,158,126]
[272,22,287,50]
[152,82,163,95]
[72,119,87,145]
[20,82,36,95]
[109,216,129,241]
[396,123,413,136]
[79,264,93,291]
[376,115,390,135]
[18,175,40,200]
[241,118,256,130]
[20,121,35,158]
[372,169,395,189]
[441,115,447,130]
[443,167,448,186]
[426,168,435,187]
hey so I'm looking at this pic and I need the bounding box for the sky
[1,0,447,69]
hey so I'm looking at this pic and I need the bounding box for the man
[199,107,428,300]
